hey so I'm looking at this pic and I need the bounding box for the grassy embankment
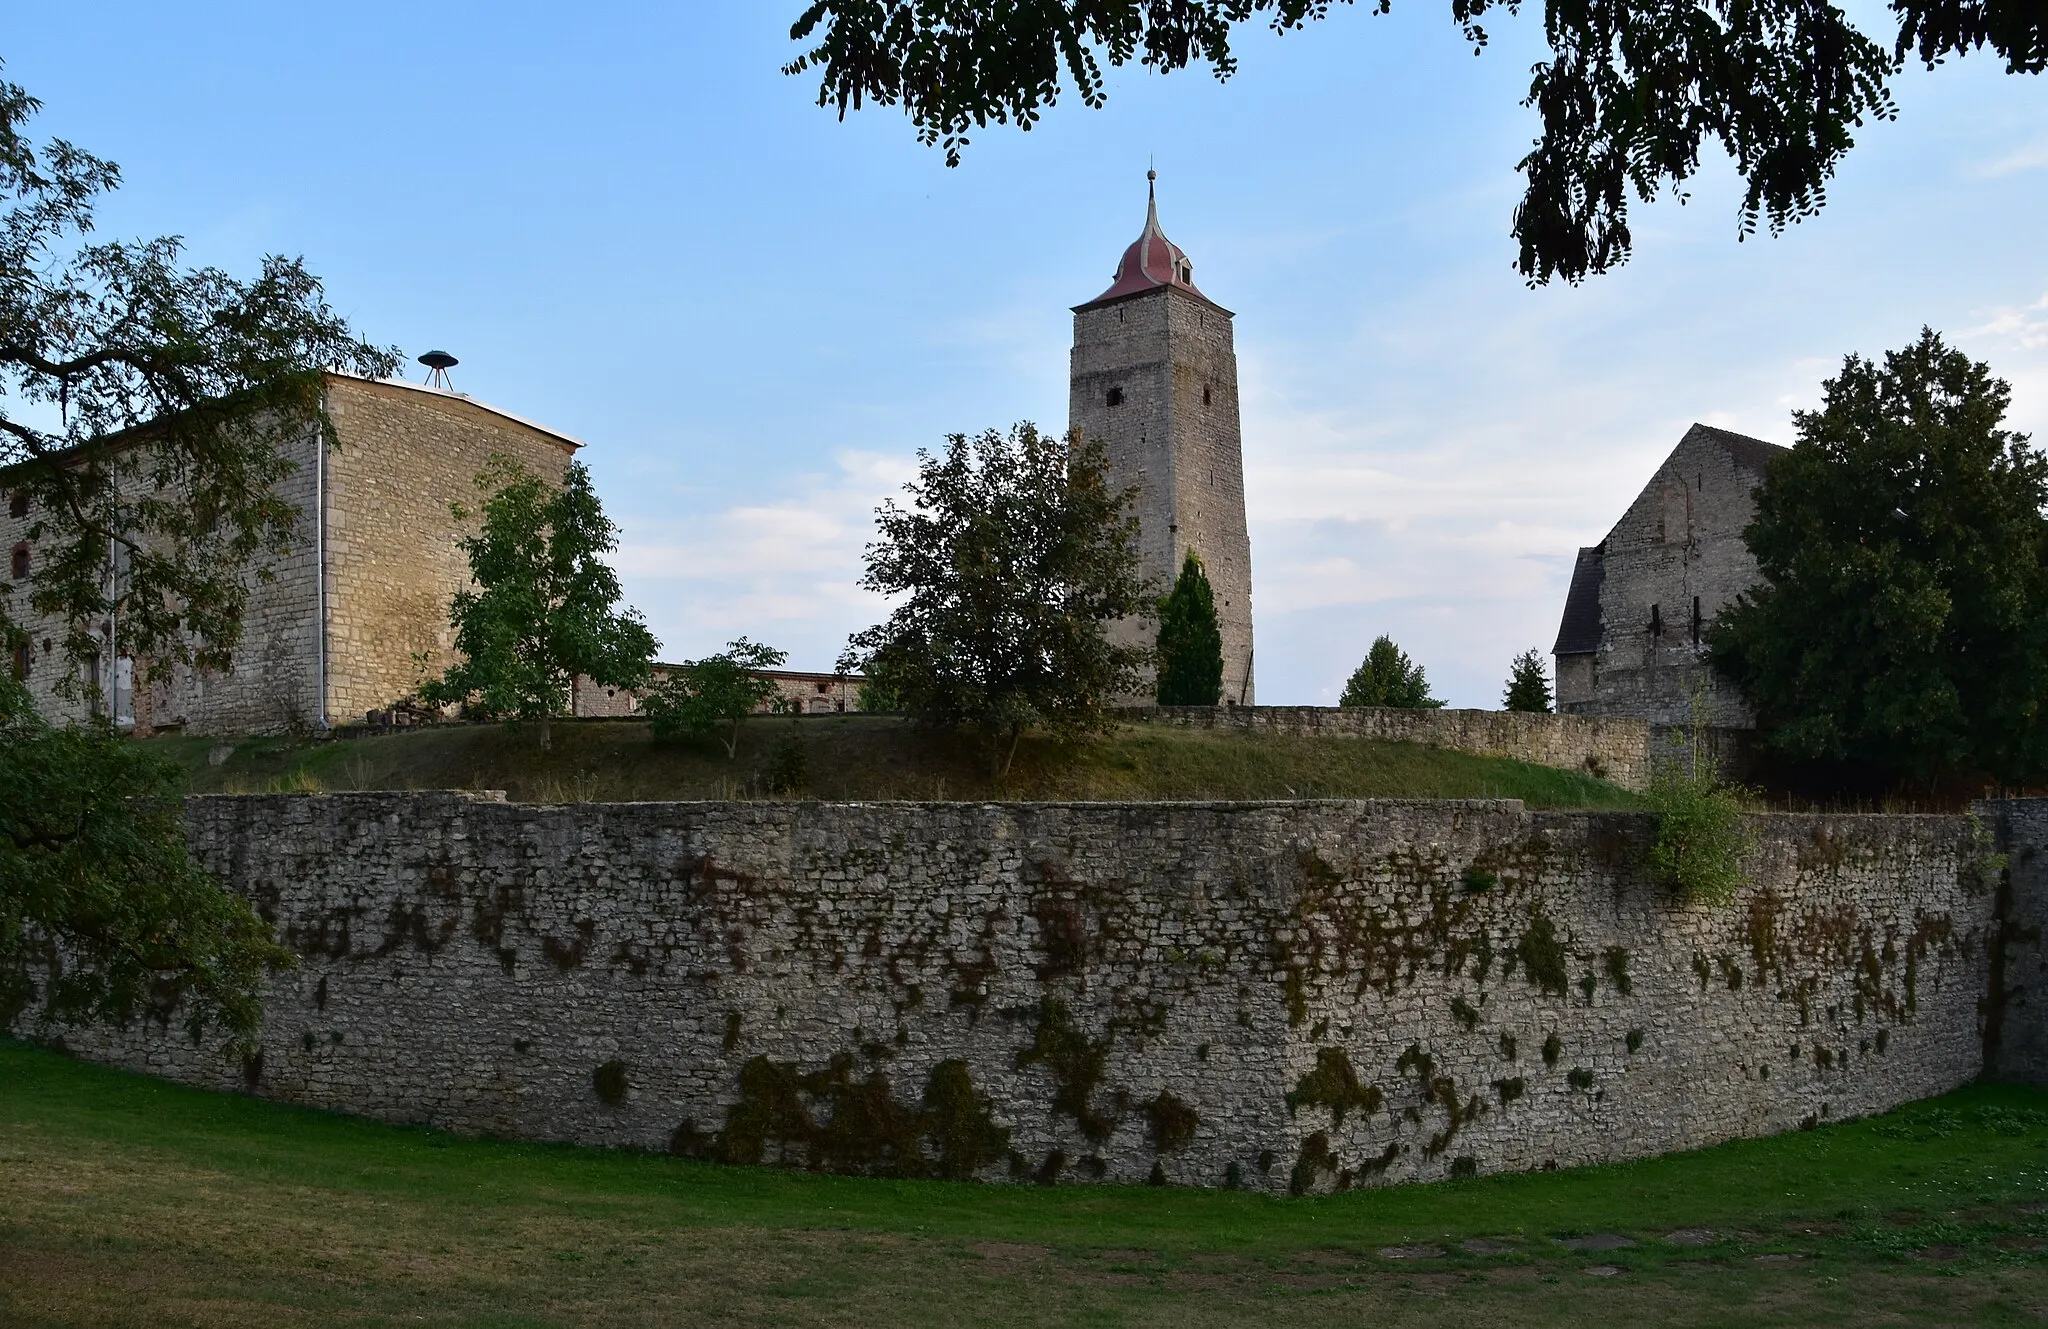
[151,713,1639,808]
[3,1041,2046,1326]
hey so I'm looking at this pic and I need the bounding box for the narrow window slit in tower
[1106,386,1124,407]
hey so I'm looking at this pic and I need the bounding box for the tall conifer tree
[1503,649,1554,712]
[1155,549,1224,706]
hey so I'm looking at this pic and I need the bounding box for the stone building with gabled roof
[1553,422,1789,727]
[3,372,581,735]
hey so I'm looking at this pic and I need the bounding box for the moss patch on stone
[1016,998,1115,1144]
[1285,1047,1383,1126]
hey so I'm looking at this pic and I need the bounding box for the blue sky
[10,3,2048,705]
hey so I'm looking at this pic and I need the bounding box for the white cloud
[612,449,913,667]
[1968,141,2048,180]
[1969,292,2048,351]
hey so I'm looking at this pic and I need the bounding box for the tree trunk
[1000,724,1023,779]
[539,709,552,751]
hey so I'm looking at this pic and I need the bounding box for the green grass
[4,1040,2047,1326]
[150,713,1640,809]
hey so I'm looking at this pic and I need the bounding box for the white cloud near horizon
[611,450,913,668]
[1970,293,2048,352]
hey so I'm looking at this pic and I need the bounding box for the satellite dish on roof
[418,349,458,390]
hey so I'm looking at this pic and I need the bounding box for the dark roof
[1553,543,1606,655]
[1682,422,1787,478]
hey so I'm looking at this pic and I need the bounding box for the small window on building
[816,681,830,694]
[1649,603,1663,637]
[9,642,27,680]
[9,544,26,581]
[7,492,25,519]
[1691,596,1703,646]
[1106,386,1124,408]
[1202,385,1212,407]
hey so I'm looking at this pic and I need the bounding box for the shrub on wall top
[1646,733,1749,905]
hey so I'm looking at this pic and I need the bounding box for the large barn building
[1552,423,1788,727]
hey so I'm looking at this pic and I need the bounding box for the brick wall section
[1071,286,1255,704]
[1138,705,1653,792]
[26,793,2001,1191]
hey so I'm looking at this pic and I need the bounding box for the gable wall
[321,379,577,727]
[1568,430,1777,727]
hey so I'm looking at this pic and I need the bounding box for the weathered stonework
[24,792,2017,1192]
[1070,185,1255,704]
[3,375,578,736]
[1554,424,1787,727]
[1139,705,1653,792]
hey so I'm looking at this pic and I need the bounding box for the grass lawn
[4,1042,2046,1326]
[149,714,1639,809]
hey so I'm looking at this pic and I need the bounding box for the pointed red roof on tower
[1077,171,1220,310]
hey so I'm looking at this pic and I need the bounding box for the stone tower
[1069,174,1255,703]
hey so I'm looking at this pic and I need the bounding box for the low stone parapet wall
[1135,705,1653,791]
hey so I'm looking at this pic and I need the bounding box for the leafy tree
[0,67,380,1050]
[841,423,1151,774]
[0,66,396,692]
[0,674,291,1051]
[786,1,2043,284]
[1710,329,2048,787]
[1155,548,1223,706]
[1340,634,1444,708]
[642,638,788,758]
[855,656,905,712]
[1502,648,1553,712]
[420,456,657,750]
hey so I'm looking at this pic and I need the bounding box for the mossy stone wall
[25,792,2019,1191]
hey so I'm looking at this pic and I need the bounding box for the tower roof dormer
[1076,171,1223,311]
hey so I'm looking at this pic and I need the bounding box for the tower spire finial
[1146,165,1158,229]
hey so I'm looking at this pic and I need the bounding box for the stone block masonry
[1139,705,1654,792]
[27,791,2024,1194]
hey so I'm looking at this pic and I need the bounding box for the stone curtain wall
[29,792,2000,1193]
[1139,705,1654,792]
